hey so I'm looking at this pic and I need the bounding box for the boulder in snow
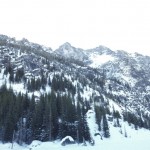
[61,136,75,146]
[29,140,42,148]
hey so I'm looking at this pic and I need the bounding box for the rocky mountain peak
[54,42,88,61]
[59,42,72,50]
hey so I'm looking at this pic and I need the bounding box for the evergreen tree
[102,114,110,138]
[95,105,102,131]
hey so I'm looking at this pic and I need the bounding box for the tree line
[0,83,92,145]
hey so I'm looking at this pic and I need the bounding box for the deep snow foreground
[0,124,150,150]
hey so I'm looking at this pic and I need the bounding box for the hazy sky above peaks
[0,0,150,55]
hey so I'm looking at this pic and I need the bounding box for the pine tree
[95,105,102,131]
[102,114,110,138]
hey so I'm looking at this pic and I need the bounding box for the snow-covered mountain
[0,34,150,149]
[54,42,150,117]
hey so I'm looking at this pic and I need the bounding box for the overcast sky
[0,0,150,55]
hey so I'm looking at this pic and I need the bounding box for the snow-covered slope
[1,118,150,150]
[89,54,115,68]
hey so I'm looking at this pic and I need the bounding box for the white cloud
[0,0,150,55]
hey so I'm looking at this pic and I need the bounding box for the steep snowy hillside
[0,34,150,148]
[54,42,150,118]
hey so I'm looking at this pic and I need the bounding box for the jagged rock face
[54,42,89,62]
[0,34,150,117]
